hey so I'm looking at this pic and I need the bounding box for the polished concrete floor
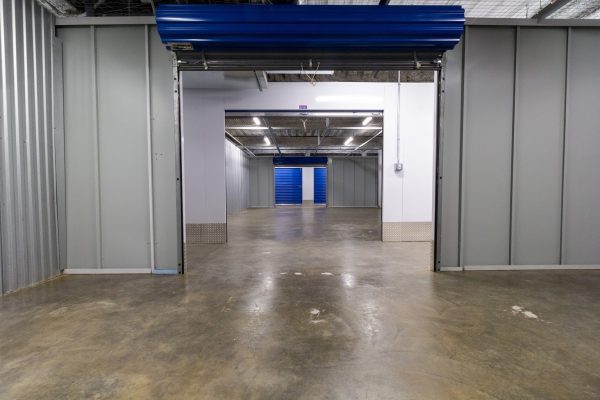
[0,207,599,399]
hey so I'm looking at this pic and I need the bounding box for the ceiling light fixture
[362,116,373,126]
[264,136,271,145]
[253,117,261,125]
[344,137,354,146]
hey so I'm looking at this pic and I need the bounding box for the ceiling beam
[263,118,282,156]
[574,4,600,19]
[225,130,255,157]
[225,126,383,131]
[354,130,383,151]
[253,71,268,92]
[532,0,574,20]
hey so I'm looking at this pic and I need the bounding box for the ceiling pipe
[262,118,282,156]
[354,130,383,151]
[35,0,78,16]
[531,0,574,20]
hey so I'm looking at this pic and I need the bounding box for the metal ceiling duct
[156,4,465,70]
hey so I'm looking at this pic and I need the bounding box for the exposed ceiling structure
[41,0,600,19]
[225,113,383,156]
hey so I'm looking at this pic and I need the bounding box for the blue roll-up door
[156,5,464,70]
[314,168,327,205]
[275,168,302,205]
[156,5,464,53]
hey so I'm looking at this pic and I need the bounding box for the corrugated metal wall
[439,26,600,269]
[328,157,378,207]
[0,0,58,293]
[249,157,274,208]
[225,139,249,215]
[57,25,179,271]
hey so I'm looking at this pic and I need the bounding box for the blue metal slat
[273,156,328,166]
[314,168,327,205]
[275,168,302,205]
[156,4,465,54]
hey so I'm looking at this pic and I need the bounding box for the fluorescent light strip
[252,117,261,125]
[264,136,271,145]
[362,116,373,126]
[226,126,382,131]
[344,137,354,146]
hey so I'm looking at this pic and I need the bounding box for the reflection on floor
[0,207,599,399]
[227,206,382,242]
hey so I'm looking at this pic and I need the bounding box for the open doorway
[224,110,384,242]
[181,69,436,270]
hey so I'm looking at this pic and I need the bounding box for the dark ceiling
[44,0,298,17]
[40,0,600,19]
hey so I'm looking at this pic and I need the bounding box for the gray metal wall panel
[439,40,462,268]
[23,0,39,285]
[462,27,515,266]
[512,28,566,265]
[331,158,343,206]
[59,24,178,271]
[53,38,66,270]
[249,158,258,206]
[262,158,274,207]
[12,0,28,289]
[354,159,366,206]
[342,159,354,206]
[438,26,600,269]
[562,28,600,264]
[328,157,378,208]
[43,9,58,280]
[0,0,58,293]
[149,26,178,269]
[249,157,273,208]
[96,26,149,269]
[364,158,378,206]
[0,0,12,292]
[59,27,99,268]
[226,139,249,214]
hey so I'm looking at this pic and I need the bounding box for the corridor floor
[0,208,599,399]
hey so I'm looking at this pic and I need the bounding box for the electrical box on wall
[395,163,403,172]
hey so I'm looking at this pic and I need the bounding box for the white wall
[302,167,314,201]
[182,92,226,224]
[399,83,436,222]
[181,80,435,225]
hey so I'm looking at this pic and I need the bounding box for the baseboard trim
[62,268,152,274]
[152,268,178,275]
[464,265,600,271]
[439,266,463,272]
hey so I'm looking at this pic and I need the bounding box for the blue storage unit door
[314,168,327,205]
[156,5,464,53]
[156,5,464,70]
[275,168,302,205]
